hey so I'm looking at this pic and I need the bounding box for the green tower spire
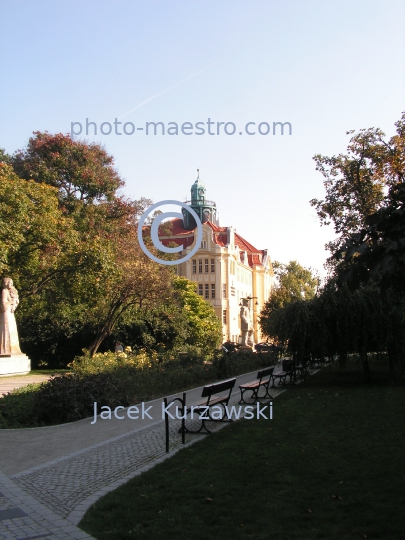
[182,169,218,229]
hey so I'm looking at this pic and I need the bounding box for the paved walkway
[0,375,52,397]
[0,367,300,539]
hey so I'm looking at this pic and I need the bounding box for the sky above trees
[1,0,404,275]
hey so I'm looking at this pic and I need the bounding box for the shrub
[0,383,39,428]
[33,372,132,425]
[68,348,157,375]
[212,349,277,379]
[0,348,273,427]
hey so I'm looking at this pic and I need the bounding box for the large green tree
[11,132,123,205]
[2,132,223,365]
[87,227,173,356]
[0,163,78,295]
[172,277,223,352]
[310,113,405,268]
[2,133,161,364]
[336,181,405,296]
[259,260,319,334]
[261,280,387,381]
[0,162,122,365]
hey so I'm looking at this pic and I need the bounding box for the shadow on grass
[79,363,405,540]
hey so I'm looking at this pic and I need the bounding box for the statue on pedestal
[0,277,22,355]
[240,298,254,348]
[0,277,30,374]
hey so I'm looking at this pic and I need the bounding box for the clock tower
[182,170,219,229]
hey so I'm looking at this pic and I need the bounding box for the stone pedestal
[0,354,31,376]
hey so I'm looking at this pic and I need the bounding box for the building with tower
[159,172,274,344]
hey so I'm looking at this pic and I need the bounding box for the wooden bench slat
[239,381,261,389]
[193,395,229,408]
[200,378,236,398]
[183,378,236,434]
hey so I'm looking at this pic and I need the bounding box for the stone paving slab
[0,470,94,539]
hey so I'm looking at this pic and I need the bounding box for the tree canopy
[11,132,123,205]
[172,277,223,352]
[310,112,405,269]
[1,134,223,365]
[263,112,405,382]
[259,260,319,339]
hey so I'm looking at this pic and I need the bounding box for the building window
[222,310,227,324]
[198,284,203,296]
[204,259,209,273]
[201,240,207,249]
[230,286,236,296]
[222,283,226,298]
[211,259,215,272]
[204,284,209,299]
[198,259,202,273]
[211,284,215,299]
[192,260,196,274]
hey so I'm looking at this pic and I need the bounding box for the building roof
[157,218,265,267]
[234,232,260,254]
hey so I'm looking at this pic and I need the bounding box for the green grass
[80,363,405,540]
[29,368,70,375]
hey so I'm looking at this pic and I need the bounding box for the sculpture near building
[0,277,31,375]
[240,298,254,348]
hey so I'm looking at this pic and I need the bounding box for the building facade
[159,174,274,343]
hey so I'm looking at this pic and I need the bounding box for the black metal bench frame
[271,360,296,387]
[238,367,275,404]
[295,362,310,379]
[182,378,236,434]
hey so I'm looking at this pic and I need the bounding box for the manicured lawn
[80,363,405,540]
[28,369,70,375]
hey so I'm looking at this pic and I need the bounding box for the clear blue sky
[1,0,404,276]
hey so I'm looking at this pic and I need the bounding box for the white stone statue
[0,277,22,355]
[240,298,254,347]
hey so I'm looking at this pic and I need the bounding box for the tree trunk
[88,320,114,356]
[87,302,130,356]
[360,345,371,382]
[88,333,107,357]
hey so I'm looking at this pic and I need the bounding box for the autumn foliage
[0,133,222,365]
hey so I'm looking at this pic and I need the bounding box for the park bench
[295,361,310,380]
[183,378,236,434]
[238,367,275,404]
[271,359,296,387]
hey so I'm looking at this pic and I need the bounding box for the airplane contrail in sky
[118,61,218,119]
